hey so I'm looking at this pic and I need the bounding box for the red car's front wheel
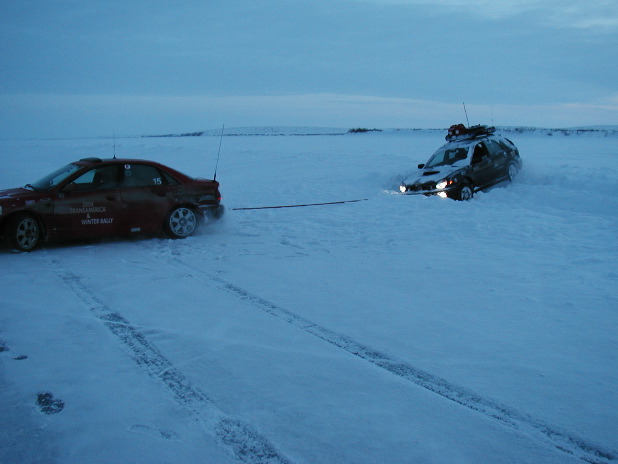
[7,213,41,252]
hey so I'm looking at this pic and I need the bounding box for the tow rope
[231,198,368,211]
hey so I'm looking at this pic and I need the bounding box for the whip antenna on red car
[213,124,224,181]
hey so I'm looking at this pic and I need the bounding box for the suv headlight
[399,184,407,193]
[435,180,448,190]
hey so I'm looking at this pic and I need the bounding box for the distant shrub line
[140,126,617,138]
[347,128,383,133]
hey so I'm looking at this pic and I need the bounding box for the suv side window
[485,139,504,157]
[496,137,515,153]
[471,143,490,164]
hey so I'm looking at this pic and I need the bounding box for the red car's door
[52,165,125,237]
[118,163,176,234]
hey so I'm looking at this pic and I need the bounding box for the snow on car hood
[402,164,462,185]
[0,187,43,212]
[0,187,31,201]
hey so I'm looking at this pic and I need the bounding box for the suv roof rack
[446,124,495,141]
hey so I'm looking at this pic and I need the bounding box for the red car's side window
[70,165,120,191]
[123,164,174,188]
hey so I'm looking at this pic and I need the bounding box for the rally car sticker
[81,217,114,225]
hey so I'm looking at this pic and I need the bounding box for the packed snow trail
[41,251,294,464]
[167,253,615,464]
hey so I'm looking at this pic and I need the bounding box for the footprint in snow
[36,392,65,414]
[129,424,180,441]
[0,340,28,360]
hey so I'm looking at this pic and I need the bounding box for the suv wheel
[507,162,518,181]
[456,183,474,201]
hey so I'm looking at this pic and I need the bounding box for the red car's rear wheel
[165,206,198,238]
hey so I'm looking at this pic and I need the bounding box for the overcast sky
[1,0,617,138]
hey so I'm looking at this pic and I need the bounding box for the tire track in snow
[169,255,615,464]
[41,252,293,464]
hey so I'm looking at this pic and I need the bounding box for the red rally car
[0,157,223,252]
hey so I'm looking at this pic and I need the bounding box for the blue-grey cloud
[1,0,616,137]
[356,0,618,28]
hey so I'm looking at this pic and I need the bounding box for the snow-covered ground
[1,128,617,464]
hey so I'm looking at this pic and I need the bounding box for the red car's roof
[73,158,211,183]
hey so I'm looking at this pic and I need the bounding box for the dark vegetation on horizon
[347,128,383,133]
[142,126,618,138]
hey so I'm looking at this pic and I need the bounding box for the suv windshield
[30,163,81,191]
[425,144,469,168]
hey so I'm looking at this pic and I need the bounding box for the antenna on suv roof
[113,132,117,159]
[462,102,470,127]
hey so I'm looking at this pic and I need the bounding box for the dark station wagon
[399,124,522,200]
[0,157,223,252]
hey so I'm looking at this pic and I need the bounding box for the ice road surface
[1,127,617,464]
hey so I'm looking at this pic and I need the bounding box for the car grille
[408,181,435,192]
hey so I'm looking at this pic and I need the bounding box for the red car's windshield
[30,163,82,191]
